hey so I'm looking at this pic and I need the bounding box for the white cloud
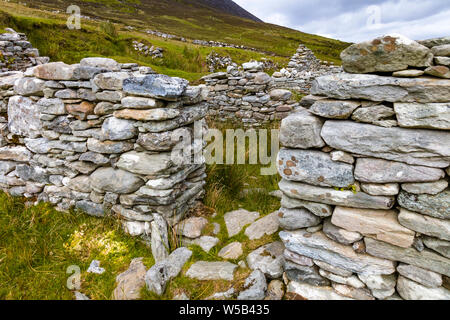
[234,0,450,42]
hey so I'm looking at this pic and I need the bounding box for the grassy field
[0,1,350,81]
[0,120,282,300]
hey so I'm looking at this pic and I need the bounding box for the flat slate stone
[123,74,188,101]
[311,73,450,103]
[398,190,450,220]
[280,230,396,275]
[398,208,450,241]
[279,179,395,210]
[246,242,285,279]
[321,120,450,168]
[281,194,333,217]
[287,281,352,300]
[245,211,279,240]
[278,207,321,230]
[224,209,260,237]
[364,237,450,277]
[277,149,354,188]
[422,236,450,258]
[90,167,144,194]
[394,103,450,130]
[332,207,415,248]
[397,276,450,300]
[360,183,400,196]
[355,158,445,183]
[186,261,237,281]
[322,218,363,245]
[397,263,443,288]
[402,180,448,195]
[280,108,325,149]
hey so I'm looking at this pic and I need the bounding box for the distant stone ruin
[0,28,49,72]
[278,34,450,300]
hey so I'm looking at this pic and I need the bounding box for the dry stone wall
[0,57,208,244]
[0,28,49,72]
[278,34,450,300]
[204,45,341,126]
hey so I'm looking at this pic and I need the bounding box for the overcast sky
[234,0,450,42]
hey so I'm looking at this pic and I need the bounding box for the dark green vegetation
[0,1,349,81]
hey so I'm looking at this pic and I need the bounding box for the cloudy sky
[234,0,450,42]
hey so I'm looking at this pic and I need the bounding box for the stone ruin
[202,61,299,126]
[272,44,342,93]
[278,34,450,300]
[0,56,209,246]
[0,28,49,72]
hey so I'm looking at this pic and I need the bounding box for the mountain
[195,0,262,22]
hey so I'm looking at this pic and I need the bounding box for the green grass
[0,192,154,300]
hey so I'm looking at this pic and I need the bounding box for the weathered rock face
[398,190,450,220]
[311,73,450,103]
[8,96,41,138]
[398,209,450,241]
[332,207,415,248]
[280,109,325,149]
[277,149,354,188]
[394,103,450,130]
[321,121,450,168]
[354,158,445,183]
[279,179,395,210]
[364,238,450,277]
[123,74,188,101]
[0,55,207,247]
[186,261,237,281]
[280,230,396,275]
[341,34,432,74]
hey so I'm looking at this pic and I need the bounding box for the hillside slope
[12,0,349,59]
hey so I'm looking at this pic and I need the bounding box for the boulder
[113,258,147,300]
[246,242,285,279]
[145,247,192,295]
[245,211,279,240]
[90,167,144,194]
[341,34,432,73]
[364,237,450,277]
[277,149,354,188]
[237,270,267,300]
[224,209,260,237]
[8,96,41,138]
